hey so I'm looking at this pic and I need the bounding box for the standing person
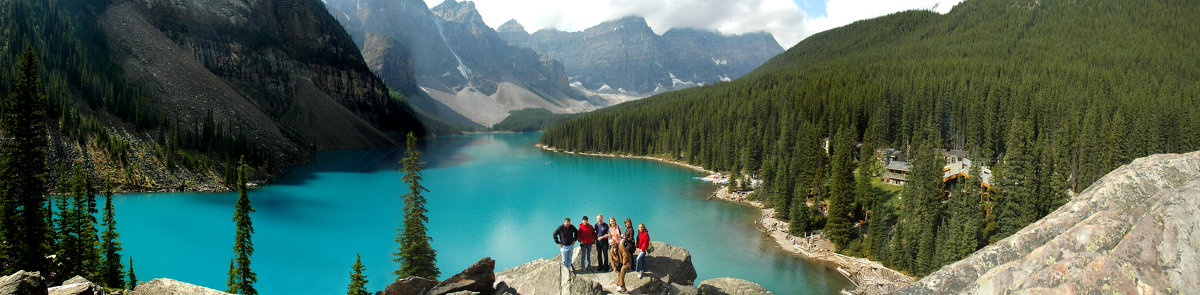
[635,223,650,278]
[622,218,636,260]
[606,219,630,292]
[595,214,610,272]
[577,216,596,271]
[552,218,578,272]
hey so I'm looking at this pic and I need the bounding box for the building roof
[886,161,913,172]
[943,158,992,186]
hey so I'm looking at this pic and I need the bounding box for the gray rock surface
[47,276,103,295]
[427,257,496,295]
[378,276,438,295]
[0,271,47,295]
[494,241,699,294]
[667,283,700,295]
[128,278,231,295]
[894,151,1200,294]
[697,277,774,295]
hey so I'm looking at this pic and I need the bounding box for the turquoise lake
[113,132,851,294]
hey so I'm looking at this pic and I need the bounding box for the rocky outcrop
[324,0,595,127]
[1,273,233,295]
[498,17,783,95]
[47,276,103,295]
[494,241,700,294]
[378,277,438,295]
[380,258,496,295]
[426,258,496,295]
[894,151,1200,294]
[0,271,47,295]
[127,278,232,295]
[697,278,774,295]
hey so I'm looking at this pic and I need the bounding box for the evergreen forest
[541,0,1200,276]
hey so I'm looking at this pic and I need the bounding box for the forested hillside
[541,0,1200,277]
[0,0,425,191]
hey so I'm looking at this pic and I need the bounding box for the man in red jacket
[577,216,597,271]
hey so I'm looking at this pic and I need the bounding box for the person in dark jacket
[622,218,636,260]
[595,214,610,271]
[578,216,596,270]
[553,217,578,271]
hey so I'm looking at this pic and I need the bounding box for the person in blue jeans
[595,214,610,271]
[635,223,650,278]
[553,217,578,272]
[577,216,596,270]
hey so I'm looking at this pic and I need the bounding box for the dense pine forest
[542,0,1200,276]
[0,0,263,187]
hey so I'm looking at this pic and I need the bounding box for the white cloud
[423,0,963,48]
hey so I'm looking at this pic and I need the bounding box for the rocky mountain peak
[432,0,484,24]
[497,19,526,34]
[587,15,655,36]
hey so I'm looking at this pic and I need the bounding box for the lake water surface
[114,132,850,294]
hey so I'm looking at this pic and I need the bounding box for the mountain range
[323,0,784,127]
[498,16,784,96]
[322,0,593,127]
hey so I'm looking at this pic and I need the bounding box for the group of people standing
[552,214,651,293]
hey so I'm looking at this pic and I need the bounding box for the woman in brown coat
[606,218,630,292]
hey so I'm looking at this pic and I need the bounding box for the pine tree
[227,158,257,294]
[395,132,439,280]
[127,257,137,287]
[772,158,793,220]
[99,181,125,288]
[0,45,52,273]
[937,157,983,266]
[347,254,369,295]
[789,197,810,235]
[824,127,857,249]
[992,119,1037,241]
[79,170,101,279]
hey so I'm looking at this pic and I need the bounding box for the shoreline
[535,144,716,175]
[538,144,914,295]
[710,187,914,295]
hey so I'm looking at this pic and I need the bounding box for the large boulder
[494,241,703,294]
[376,276,437,295]
[128,278,231,295]
[48,276,104,295]
[427,258,496,295]
[895,151,1200,294]
[667,283,700,295]
[0,271,48,295]
[493,259,560,295]
[644,241,698,285]
[697,277,773,295]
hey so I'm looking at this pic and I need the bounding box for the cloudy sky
[423,0,961,48]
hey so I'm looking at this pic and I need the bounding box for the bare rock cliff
[895,151,1200,294]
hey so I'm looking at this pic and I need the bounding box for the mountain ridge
[497,16,784,95]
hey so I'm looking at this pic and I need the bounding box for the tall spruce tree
[127,257,137,287]
[825,127,857,249]
[79,170,101,279]
[937,157,983,266]
[0,45,52,273]
[395,132,439,279]
[227,158,257,294]
[347,254,369,295]
[992,119,1037,241]
[99,181,125,288]
[789,197,810,235]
